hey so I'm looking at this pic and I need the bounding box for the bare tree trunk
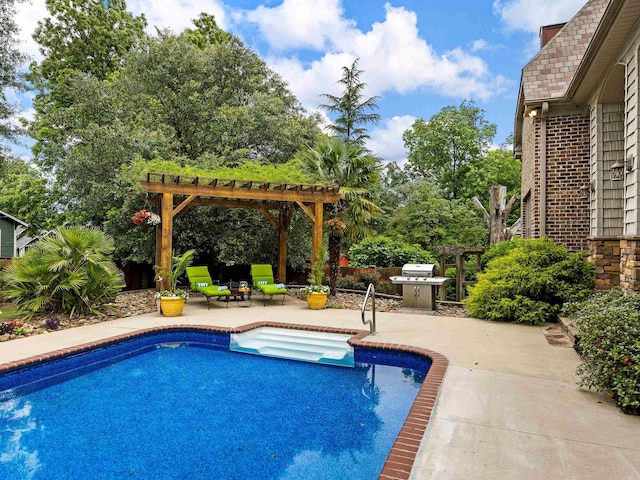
[472,185,519,244]
[328,232,341,296]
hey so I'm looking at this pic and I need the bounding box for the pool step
[230,327,355,367]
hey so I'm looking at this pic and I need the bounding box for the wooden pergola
[140,172,341,288]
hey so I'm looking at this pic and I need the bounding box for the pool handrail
[361,283,377,335]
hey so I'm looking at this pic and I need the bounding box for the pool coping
[0,321,448,480]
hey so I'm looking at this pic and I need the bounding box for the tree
[0,0,27,143]
[28,0,147,163]
[404,100,496,199]
[463,148,521,207]
[471,185,521,244]
[320,58,380,147]
[34,31,321,234]
[384,178,487,250]
[298,136,382,295]
[184,13,232,48]
[29,0,147,83]
[0,159,58,233]
[2,226,125,318]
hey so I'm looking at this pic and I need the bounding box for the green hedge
[571,290,640,414]
[465,238,595,325]
[347,236,437,268]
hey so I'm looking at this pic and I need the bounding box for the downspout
[540,102,549,236]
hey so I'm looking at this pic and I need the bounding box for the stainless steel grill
[390,264,449,312]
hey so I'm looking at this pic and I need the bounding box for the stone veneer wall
[620,238,640,294]
[588,238,621,293]
[545,114,591,251]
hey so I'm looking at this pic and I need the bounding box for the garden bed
[0,290,157,342]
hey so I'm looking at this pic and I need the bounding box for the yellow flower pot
[306,292,328,310]
[160,296,185,317]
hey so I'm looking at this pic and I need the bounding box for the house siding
[0,218,14,258]
[601,102,625,236]
[624,48,639,235]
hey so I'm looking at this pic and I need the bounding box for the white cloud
[242,0,354,51]
[131,0,228,35]
[14,0,228,59]
[471,39,489,52]
[14,0,46,61]
[493,0,585,33]
[368,115,416,165]
[261,3,510,115]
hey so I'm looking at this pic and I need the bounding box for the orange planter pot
[306,292,328,310]
[160,296,185,317]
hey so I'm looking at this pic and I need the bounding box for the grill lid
[401,264,435,277]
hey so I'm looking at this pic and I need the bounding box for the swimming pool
[0,324,447,479]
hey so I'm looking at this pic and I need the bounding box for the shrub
[347,236,437,268]
[336,268,391,293]
[0,321,16,335]
[45,316,62,330]
[336,275,366,291]
[376,280,391,294]
[1,226,125,319]
[355,267,381,285]
[481,238,522,267]
[572,290,640,414]
[465,238,595,325]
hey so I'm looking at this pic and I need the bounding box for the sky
[10,0,589,165]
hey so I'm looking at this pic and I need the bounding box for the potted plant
[301,244,330,309]
[155,250,195,317]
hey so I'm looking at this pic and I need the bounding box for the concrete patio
[1,296,638,479]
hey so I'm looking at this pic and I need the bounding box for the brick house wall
[545,114,591,251]
[521,117,539,239]
[522,113,591,251]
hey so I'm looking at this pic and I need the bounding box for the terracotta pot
[160,296,185,317]
[306,292,328,310]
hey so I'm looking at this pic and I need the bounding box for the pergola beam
[295,201,315,222]
[140,181,340,203]
[172,194,198,217]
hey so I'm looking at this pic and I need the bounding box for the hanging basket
[132,209,161,226]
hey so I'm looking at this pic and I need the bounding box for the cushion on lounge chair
[251,264,287,294]
[186,266,230,297]
[259,283,287,295]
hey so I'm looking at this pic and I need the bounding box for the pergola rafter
[140,172,341,289]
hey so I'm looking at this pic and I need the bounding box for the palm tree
[298,136,382,295]
[2,226,125,318]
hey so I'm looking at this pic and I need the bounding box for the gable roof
[0,209,28,228]
[521,0,610,102]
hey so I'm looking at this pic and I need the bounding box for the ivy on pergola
[140,172,341,288]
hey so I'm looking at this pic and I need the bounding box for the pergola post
[159,192,174,291]
[277,206,293,284]
[311,201,323,267]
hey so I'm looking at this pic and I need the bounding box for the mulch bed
[0,290,158,342]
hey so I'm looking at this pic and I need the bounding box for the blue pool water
[0,330,428,479]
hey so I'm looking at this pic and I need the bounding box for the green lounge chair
[251,264,287,306]
[185,266,230,309]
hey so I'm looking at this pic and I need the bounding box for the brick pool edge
[0,321,448,480]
